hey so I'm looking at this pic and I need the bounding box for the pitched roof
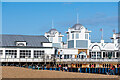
[0,34,49,47]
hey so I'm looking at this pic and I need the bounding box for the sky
[2,2,118,42]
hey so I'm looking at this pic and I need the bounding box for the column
[74,40,76,48]
[17,49,20,58]
[101,51,103,59]
[31,49,34,58]
[3,49,5,58]
[115,52,117,59]
[96,52,97,59]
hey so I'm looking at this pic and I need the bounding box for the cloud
[80,13,118,27]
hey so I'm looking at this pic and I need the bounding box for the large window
[5,50,17,58]
[20,50,31,58]
[76,33,79,39]
[85,34,88,39]
[34,50,44,58]
[72,34,74,39]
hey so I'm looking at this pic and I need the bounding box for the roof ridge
[0,34,45,37]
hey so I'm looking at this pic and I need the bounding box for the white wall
[43,43,52,47]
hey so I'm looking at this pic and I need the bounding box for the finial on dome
[77,13,79,24]
[52,19,54,29]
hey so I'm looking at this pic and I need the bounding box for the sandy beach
[1,66,119,79]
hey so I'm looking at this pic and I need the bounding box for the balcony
[0,58,53,62]
[56,58,119,62]
[0,58,119,63]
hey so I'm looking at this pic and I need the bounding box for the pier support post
[89,68,90,73]
[86,68,87,73]
[95,68,96,73]
[116,68,117,74]
[102,68,104,74]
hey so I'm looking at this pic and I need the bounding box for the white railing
[56,58,120,62]
[0,58,119,62]
[0,58,54,62]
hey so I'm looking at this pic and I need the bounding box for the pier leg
[50,67,52,70]
[95,68,96,73]
[86,68,87,73]
[89,68,90,73]
[58,67,60,71]
[44,66,46,70]
[116,68,117,74]
[92,68,93,73]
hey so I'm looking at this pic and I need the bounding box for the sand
[1,66,119,78]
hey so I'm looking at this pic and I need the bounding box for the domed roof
[48,29,58,34]
[72,24,84,30]
[103,43,115,50]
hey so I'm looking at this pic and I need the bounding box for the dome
[104,43,115,50]
[72,24,84,30]
[48,29,58,34]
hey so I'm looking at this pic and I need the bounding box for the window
[16,41,26,46]
[117,52,120,57]
[34,50,45,58]
[76,33,79,39]
[91,52,96,59]
[97,52,101,59]
[64,54,70,59]
[113,52,115,57]
[67,55,69,59]
[68,35,69,39]
[5,50,17,58]
[0,50,3,58]
[101,43,103,46]
[72,34,74,39]
[0,50,3,55]
[50,37,53,42]
[64,55,67,59]
[58,37,61,42]
[89,52,91,58]
[85,34,88,39]
[103,52,105,57]
[20,50,31,58]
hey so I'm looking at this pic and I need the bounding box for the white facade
[56,23,120,60]
[66,24,91,49]
[0,23,120,63]
[0,47,55,62]
[45,29,64,48]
